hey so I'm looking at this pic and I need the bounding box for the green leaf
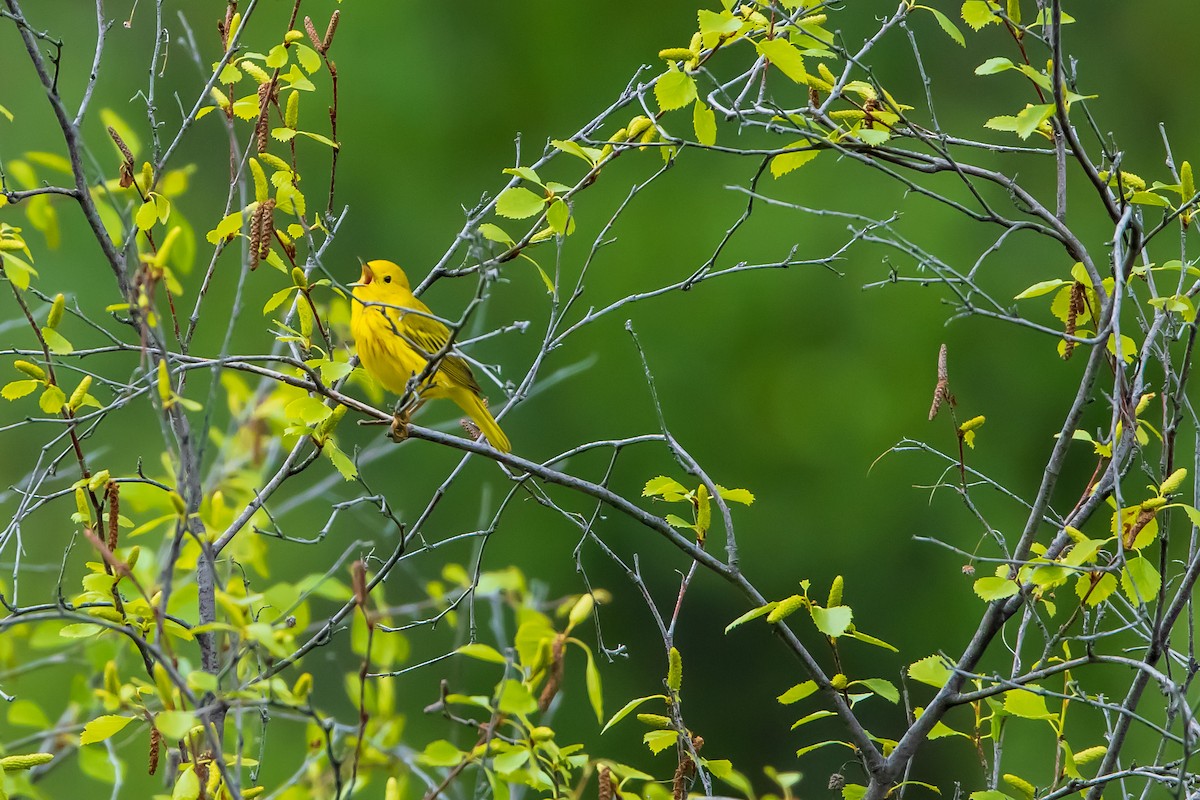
[1014,278,1067,299]
[757,38,808,83]
[693,101,717,146]
[846,628,899,651]
[643,476,689,501]
[975,57,1014,77]
[550,139,600,166]
[1003,688,1054,719]
[1131,191,1170,208]
[546,198,570,235]
[324,442,358,480]
[724,602,777,634]
[777,680,817,704]
[135,199,158,231]
[263,286,296,315]
[286,395,332,426]
[173,765,200,800]
[655,68,697,112]
[969,793,1016,800]
[908,654,953,688]
[770,145,819,178]
[790,709,836,729]
[457,643,508,664]
[643,729,679,755]
[265,44,288,68]
[8,699,51,729]
[497,679,538,717]
[296,44,322,74]
[717,486,755,505]
[602,694,667,734]
[810,604,852,637]
[478,222,515,246]
[1014,104,1055,139]
[1121,556,1161,605]
[665,513,696,530]
[495,186,546,220]
[580,641,604,723]
[42,327,73,355]
[38,384,66,414]
[930,7,966,46]
[2,379,40,400]
[961,1,1002,30]
[851,678,899,703]
[79,714,135,745]
[420,739,464,767]
[2,252,38,290]
[156,710,198,739]
[973,576,1019,601]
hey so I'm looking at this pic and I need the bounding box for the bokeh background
[3,0,1200,796]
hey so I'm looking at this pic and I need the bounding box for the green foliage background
[3,0,1200,793]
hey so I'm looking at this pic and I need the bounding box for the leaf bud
[530,726,555,742]
[827,575,844,607]
[69,375,93,411]
[168,491,187,516]
[156,359,171,403]
[798,14,828,25]
[126,546,141,570]
[14,360,45,380]
[0,753,54,770]
[658,47,697,61]
[627,116,653,141]
[104,660,120,694]
[75,486,92,523]
[291,266,308,289]
[567,593,594,629]
[46,293,65,329]
[153,662,176,710]
[1139,496,1167,511]
[830,673,847,690]
[667,646,683,692]
[87,469,110,493]
[1159,467,1187,495]
[636,713,673,729]
[1135,392,1155,415]
[284,30,305,44]
[766,594,805,623]
[292,672,313,702]
[385,778,401,800]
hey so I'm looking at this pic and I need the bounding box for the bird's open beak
[349,262,374,288]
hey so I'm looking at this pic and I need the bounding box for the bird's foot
[388,413,411,443]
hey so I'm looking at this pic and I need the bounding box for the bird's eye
[384,275,392,283]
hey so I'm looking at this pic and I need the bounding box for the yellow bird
[349,259,511,453]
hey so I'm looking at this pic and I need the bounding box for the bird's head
[351,259,411,296]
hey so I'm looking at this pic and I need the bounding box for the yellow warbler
[350,259,511,453]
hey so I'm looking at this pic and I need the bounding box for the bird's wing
[399,309,483,394]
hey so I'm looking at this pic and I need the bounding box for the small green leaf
[1120,556,1161,605]
[777,680,817,704]
[1003,688,1054,719]
[156,710,198,739]
[1014,279,1067,299]
[546,198,570,235]
[495,187,546,220]
[655,68,697,112]
[38,384,66,414]
[716,486,755,505]
[643,729,679,755]
[173,765,200,800]
[42,327,73,355]
[961,1,1002,30]
[457,643,508,664]
[975,56,1014,75]
[908,654,953,688]
[324,441,357,480]
[135,199,158,231]
[478,222,514,246]
[497,679,538,717]
[757,38,808,83]
[601,694,667,734]
[643,476,689,501]
[973,575,1020,601]
[724,602,777,634]
[770,144,819,178]
[693,101,716,146]
[930,7,966,46]
[79,714,135,745]
[2,379,40,400]
[851,678,899,703]
[810,604,852,637]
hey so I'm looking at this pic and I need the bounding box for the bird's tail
[454,390,511,453]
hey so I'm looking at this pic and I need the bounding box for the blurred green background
[3,0,1200,795]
